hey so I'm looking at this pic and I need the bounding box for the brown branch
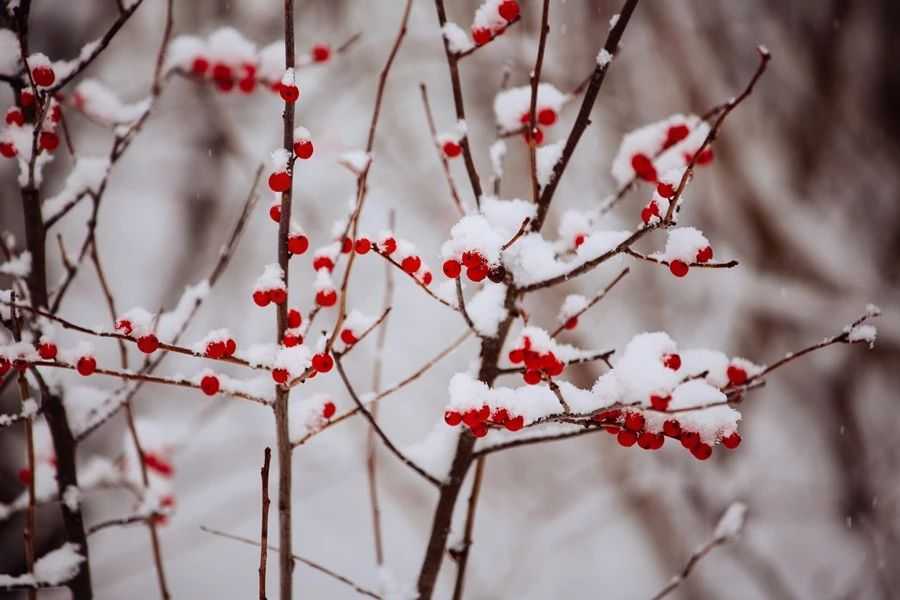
[650,530,739,600]
[496,349,615,375]
[433,0,483,207]
[531,0,641,232]
[500,218,530,251]
[548,379,572,414]
[662,47,771,223]
[334,356,442,487]
[550,267,629,337]
[420,83,465,216]
[373,248,459,312]
[455,277,480,337]
[623,248,739,271]
[454,17,521,60]
[259,447,272,600]
[292,331,471,448]
[449,455,486,600]
[527,0,551,204]
[200,526,382,599]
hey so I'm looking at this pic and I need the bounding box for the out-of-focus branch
[258,447,271,600]
[420,83,465,216]
[550,267,629,337]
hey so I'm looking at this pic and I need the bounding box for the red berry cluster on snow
[508,336,565,385]
[472,1,520,46]
[442,250,505,283]
[444,404,524,438]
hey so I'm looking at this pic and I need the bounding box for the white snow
[442,22,474,54]
[559,294,588,321]
[489,140,507,177]
[493,83,567,133]
[254,263,285,292]
[466,283,508,336]
[0,251,31,277]
[662,227,709,263]
[338,150,372,175]
[847,324,877,348]
[536,142,562,187]
[596,48,613,67]
[42,156,110,221]
[74,80,150,124]
[714,501,748,540]
[33,543,85,585]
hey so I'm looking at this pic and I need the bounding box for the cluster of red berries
[270,351,333,384]
[0,355,27,375]
[593,409,741,460]
[630,124,693,183]
[204,337,238,359]
[668,245,713,278]
[253,287,288,307]
[282,309,304,347]
[444,405,524,438]
[508,337,565,384]
[518,106,558,146]
[442,251,505,283]
[472,1,520,46]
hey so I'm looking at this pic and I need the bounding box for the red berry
[680,431,700,450]
[322,401,336,419]
[574,234,586,248]
[201,374,220,396]
[279,84,300,103]
[238,77,256,93]
[340,329,358,345]
[315,289,337,307]
[650,432,665,449]
[354,238,371,254]
[20,90,34,107]
[288,235,309,255]
[656,182,675,198]
[294,140,314,159]
[444,410,462,426]
[504,415,524,431]
[269,204,282,222]
[524,127,544,145]
[50,104,62,123]
[381,238,397,254]
[624,412,645,432]
[442,140,461,158]
[477,405,490,421]
[663,353,681,370]
[594,409,621,423]
[191,57,209,75]
[76,356,96,376]
[311,44,331,63]
[0,142,16,158]
[617,430,637,447]
[663,124,690,149]
[144,452,174,477]
[691,443,712,460]
[39,131,59,152]
[721,432,741,449]
[287,309,302,329]
[311,257,333,273]
[498,0,520,21]
[312,352,333,373]
[226,339,237,355]
[631,153,657,182]
[272,368,289,384]
[268,172,291,193]
[638,431,657,450]
[38,342,57,360]
[137,334,160,354]
[32,65,55,87]
[270,288,287,305]
[472,27,492,46]
[650,394,670,411]
[508,349,524,364]
[470,423,488,438]
[341,237,353,254]
[6,108,24,126]
[669,260,689,278]
[696,246,713,263]
[422,272,433,285]
[253,290,271,307]
[663,420,681,438]
[116,319,133,335]
[537,107,556,126]
[442,259,461,278]
[401,255,421,273]
[466,262,488,282]
[695,147,714,165]
[18,467,31,486]
[283,332,302,347]
[727,365,748,386]
[462,410,480,428]
[491,408,509,425]
[563,316,578,330]
[523,369,542,385]
[0,358,10,376]
[212,63,232,82]
[215,78,234,92]
[205,340,225,358]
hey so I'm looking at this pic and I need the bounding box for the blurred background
[1,1,899,598]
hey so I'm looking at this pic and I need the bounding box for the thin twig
[334,357,442,487]
[258,447,271,600]
[420,83,465,216]
[527,0,551,204]
[455,278,480,337]
[550,267,629,337]
[200,526,382,599]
